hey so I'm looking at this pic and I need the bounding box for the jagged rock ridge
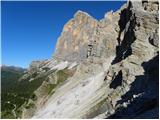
[15,0,159,119]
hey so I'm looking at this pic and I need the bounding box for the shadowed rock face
[6,0,158,119]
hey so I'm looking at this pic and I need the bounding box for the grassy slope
[1,67,45,118]
[1,66,73,119]
[1,68,25,118]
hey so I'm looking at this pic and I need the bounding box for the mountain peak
[74,10,92,19]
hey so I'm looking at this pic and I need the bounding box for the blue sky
[2,1,126,68]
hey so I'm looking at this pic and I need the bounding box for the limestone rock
[54,10,118,62]
[19,0,159,119]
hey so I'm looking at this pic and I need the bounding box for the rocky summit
[7,0,159,119]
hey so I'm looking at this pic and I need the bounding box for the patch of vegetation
[30,93,37,101]
[1,67,25,119]
[1,67,72,119]
[1,110,15,119]
[31,72,38,78]
[46,84,57,95]
[1,67,55,119]
[85,98,107,118]
[45,69,71,95]
[25,103,35,109]
[56,69,69,84]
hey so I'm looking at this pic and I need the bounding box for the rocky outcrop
[54,10,118,62]
[17,0,159,119]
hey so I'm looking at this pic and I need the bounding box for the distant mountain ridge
[1,65,26,72]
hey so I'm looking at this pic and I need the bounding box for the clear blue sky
[2,1,126,68]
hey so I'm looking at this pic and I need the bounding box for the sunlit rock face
[53,10,118,62]
[19,0,158,119]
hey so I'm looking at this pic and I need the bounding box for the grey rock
[149,29,159,47]
[18,0,159,119]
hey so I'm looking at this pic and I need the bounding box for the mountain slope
[2,0,159,119]
[1,66,26,118]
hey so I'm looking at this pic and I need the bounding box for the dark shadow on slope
[112,2,137,65]
[117,1,132,45]
[108,54,159,119]
[110,70,123,89]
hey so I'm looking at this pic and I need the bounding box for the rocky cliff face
[54,9,118,62]
[17,0,158,119]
